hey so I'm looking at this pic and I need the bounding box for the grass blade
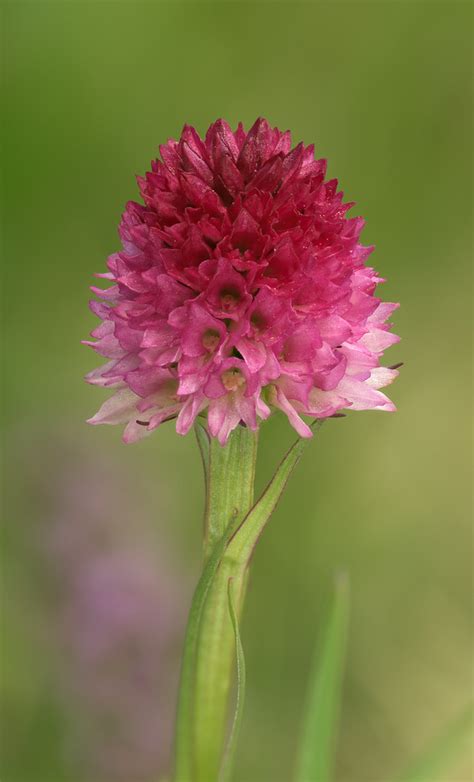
[295,572,350,782]
[393,704,473,782]
[219,578,247,782]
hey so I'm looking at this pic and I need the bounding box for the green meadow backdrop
[3,2,472,781]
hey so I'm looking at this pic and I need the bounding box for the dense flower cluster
[85,118,399,444]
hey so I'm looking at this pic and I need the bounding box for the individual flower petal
[336,376,396,411]
[269,387,313,439]
[87,389,140,426]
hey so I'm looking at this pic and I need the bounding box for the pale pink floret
[85,118,399,445]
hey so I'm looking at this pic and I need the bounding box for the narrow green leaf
[295,572,350,782]
[224,426,319,567]
[393,704,473,782]
[219,578,247,782]
[173,531,230,782]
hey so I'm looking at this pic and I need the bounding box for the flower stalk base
[194,425,258,781]
[174,424,258,782]
[174,422,311,782]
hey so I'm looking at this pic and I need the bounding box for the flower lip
[219,286,241,311]
[202,328,221,353]
[221,367,245,392]
[204,258,251,320]
[250,311,266,333]
[85,118,400,444]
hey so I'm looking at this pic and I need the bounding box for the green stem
[203,425,258,562]
[174,425,258,782]
[194,426,258,781]
[174,423,314,781]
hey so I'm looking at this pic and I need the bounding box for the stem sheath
[174,423,313,781]
[174,425,258,782]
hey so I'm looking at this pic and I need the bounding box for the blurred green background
[2,1,472,781]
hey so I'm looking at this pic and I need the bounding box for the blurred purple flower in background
[32,435,186,781]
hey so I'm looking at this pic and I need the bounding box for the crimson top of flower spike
[85,118,399,444]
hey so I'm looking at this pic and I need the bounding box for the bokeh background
[2,2,472,781]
